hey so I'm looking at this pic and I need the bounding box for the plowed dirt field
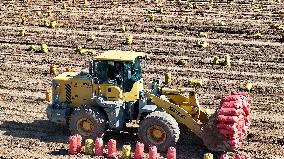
[0,0,284,158]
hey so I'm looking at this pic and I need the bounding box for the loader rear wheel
[69,107,107,139]
[138,111,180,151]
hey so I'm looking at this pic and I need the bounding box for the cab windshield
[89,57,142,92]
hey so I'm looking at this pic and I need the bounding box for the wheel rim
[76,118,94,136]
[147,125,166,145]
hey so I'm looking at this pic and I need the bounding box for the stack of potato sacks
[216,92,251,149]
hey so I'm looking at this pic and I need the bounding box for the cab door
[93,61,124,101]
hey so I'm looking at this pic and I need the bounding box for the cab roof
[94,50,145,62]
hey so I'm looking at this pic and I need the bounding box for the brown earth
[0,0,284,158]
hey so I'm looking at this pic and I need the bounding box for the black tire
[138,111,180,152]
[69,106,107,139]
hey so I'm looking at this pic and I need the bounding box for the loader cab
[89,50,144,100]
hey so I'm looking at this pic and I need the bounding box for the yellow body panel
[95,84,123,101]
[53,72,93,107]
[53,72,78,104]
[94,50,144,62]
[123,79,144,102]
[70,79,93,106]
[53,72,79,80]
[166,94,209,122]
[161,87,194,95]
[166,94,197,106]
[160,87,210,122]
[161,88,180,94]
[53,71,142,105]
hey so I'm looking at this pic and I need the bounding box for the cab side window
[95,61,107,83]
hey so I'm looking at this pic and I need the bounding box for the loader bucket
[201,92,251,152]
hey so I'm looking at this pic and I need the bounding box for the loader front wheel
[69,107,107,139]
[138,111,180,151]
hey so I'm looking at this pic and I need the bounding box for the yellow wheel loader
[47,50,251,152]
